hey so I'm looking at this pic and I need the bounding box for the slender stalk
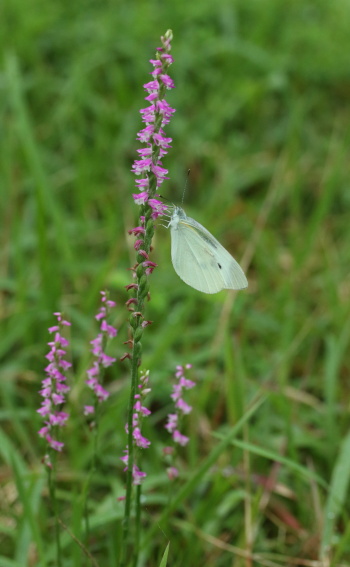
[83,294,117,544]
[82,403,99,543]
[47,453,62,567]
[121,340,141,564]
[134,484,142,567]
[37,313,71,565]
[120,29,175,567]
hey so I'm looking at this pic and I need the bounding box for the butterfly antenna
[181,169,191,205]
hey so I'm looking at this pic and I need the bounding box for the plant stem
[48,453,62,567]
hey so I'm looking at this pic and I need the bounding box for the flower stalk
[120,30,175,566]
[164,364,195,481]
[82,291,117,541]
[37,312,72,566]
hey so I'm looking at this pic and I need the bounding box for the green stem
[133,484,142,567]
[48,451,62,567]
[82,402,100,544]
[120,30,174,567]
[120,339,140,566]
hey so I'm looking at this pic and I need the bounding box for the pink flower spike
[121,369,152,484]
[38,313,72,453]
[84,292,117,408]
[124,31,175,485]
[164,362,196,476]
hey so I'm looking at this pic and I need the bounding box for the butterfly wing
[171,216,247,294]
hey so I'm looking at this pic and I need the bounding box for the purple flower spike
[121,369,151,485]
[37,313,71,457]
[129,29,175,243]
[85,292,118,406]
[165,364,195,447]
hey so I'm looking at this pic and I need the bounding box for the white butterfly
[167,206,248,294]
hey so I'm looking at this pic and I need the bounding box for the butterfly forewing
[170,210,248,293]
[171,222,222,293]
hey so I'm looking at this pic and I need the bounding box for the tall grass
[1,0,350,565]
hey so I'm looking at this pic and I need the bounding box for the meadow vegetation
[1,0,350,565]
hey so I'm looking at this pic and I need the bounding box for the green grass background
[1,0,350,565]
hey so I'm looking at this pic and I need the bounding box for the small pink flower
[175,398,192,415]
[132,192,149,205]
[167,466,179,480]
[84,405,95,416]
[101,320,117,338]
[159,74,174,88]
[163,446,174,456]
[128,226,145,236]
[132,465,147,485]
[94,384,110,402]
[125,283,139,291]
[48,438,64,452]
[173,430,189,447]
[165,413,178,433]
[133,427,151,449]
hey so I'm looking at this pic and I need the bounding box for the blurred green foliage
[1,0,350,564]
